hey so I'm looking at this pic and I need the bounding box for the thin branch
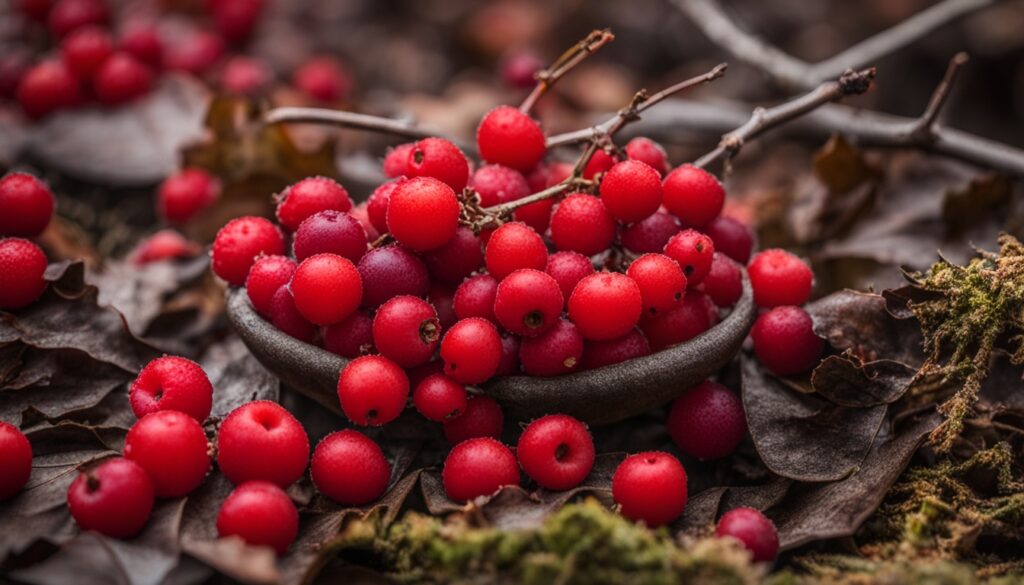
[909,52,969,140]
[263,107,442,141]
[519,29,616,114]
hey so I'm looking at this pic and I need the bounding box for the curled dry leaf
[810,356,915,408]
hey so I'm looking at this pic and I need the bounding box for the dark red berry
[549,194,616,256]
[372,295,440,368]
[443,395,503,444]
[518,414,594,490]
[209,0,263,44]
[0,238,48,310]
[625,137,669,177]
[217,400,310,487]
[702,253,743,308]
[0,422,32,500]
[663,164,725,228]
[513,197,555,236]
[383,144,414,178]
[60,25,113,80]
[351,202,378,241]
[430,282,457,330]
[119,22,162,69]
[323,310,374,358]
[14,0,51,22]
[407,360,444,389]
[67,457,153,538]
[453,274,498,323]
[581,328,650,370]
[471,164,530,207]
[0,52,29,100]
[583,148,617,179]
[269,285,316,342]
[716,507,779,563]
[133,229,201,264]
[337,355,409,426]
[293,210,367,263]
[221,55,272,95]
[424,226,484,285]
[748,249,813,308]
[545,251,595,301]
[621,210,681,254]
[664,229,714,287]
[293,56,350,102]
[413,373,467,421]
[0,172,54,237]
[311,429,390,506]
[519,318,583,377]
[612,451,687,527]
[157,168,220,225]
[441,318,502,385]
[48,0,107,38]
[387,176,460,252]
[442,437,519,501]
[366,179,401,235]
[217,481,297,555]
[568,272,643,341]
[494,269,563,337]
[476,105,546,172]
[500,51,543,89]
[751,306,823,376]
[357,245,429,309]
[247,256,300,320]
[639,290,712,351]
[485,222,548,281]
[406,138,470,192]
[94,52,153,105]
[129,356,213,422]
[163,29,223,74]
[704,215,754,265]
[276,177,352,232]
[626,253,687,315]
[600,160,663,223]
[212,216,285,286]
[125,411,210,498]
[17,60,82,119]
[291,253,362,326]
[668,381,746,460]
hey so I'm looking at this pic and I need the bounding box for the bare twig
[264,107,442,140]
[519,29,616,114]
[909,52,969,140]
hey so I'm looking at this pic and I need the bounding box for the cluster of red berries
[0,172,54,311]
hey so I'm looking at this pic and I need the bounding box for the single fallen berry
[129,356,213,422]
[269,285,316,342]
[476,105,546,172]
[664,228,715,287]
[311,429,390,506]
[94,52,153,105]
[217,400,310,487]
[157,168,221,225]
[621,211,680,254]
[549,194,616,257]
[704,215,754,265]
[453,274,499,323]
[485,222,548,282]
[216,481,298,555]
[413,373,468,421]
[323,310,374,358]
[662,164,725,228]
[612,451,688,527]
[580,328,651,370]
[716,507,779,562]
[60,25,113,80]
[386,176,460,252]
[67,457,153,538]
[748,248,814,308]
[517,414,594,491]
[568,272,643,341]
[406,137,470,192]
[600,160,663,223]
[133,229,201,264]
[124,410,211,498]
[423,226,484,285]
[48,0,108,39]
[337,355,409,426]
[275,176,352,232]
[751,305,823,376]
[519,318,584,377]
[442,437,519,501]
[212,216,285,286]
[0,421,32,500]
[0,238,48,310]
[220,55,273,96]
[0,172,54,237]
[291,253,362,326]
[245,255,297,318]
[292,209,367,263]
[471,164,530,207]
[209,0,264,44]
[639,290,713,351]
[163,29,224,74]
[441,317,502,384]
[16,59,82,119]
[701,252,743,308]
[625,137,669,176]
[443,394,503,444]
[668,381,746,460]
[382,144,414,178]
[293,56,350,102]
[119,22,163,69]
[626,253,687,316]
[373,295,441,368]
[494,269,563,337]
[582,148,617,179]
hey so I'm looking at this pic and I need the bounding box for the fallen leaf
[810,356,915,407]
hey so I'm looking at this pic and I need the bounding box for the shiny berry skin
[599,160,663,223]
[485,222,548,281]
[0,422,32,500]
[94,52,153,105]
[217,481,297,555]
[386,176,460,252]
[545,251,595,302]
[48,0,107,38]
[406,138,470,192]
[129,356,213,422]
[246,255,297,318]
[476,105,546,172]
[581,328,650,370]
[702,253,743,308]
[221,55,272,96]
[453,274,498,323]
[639,290,712,351]
[443,395,503,444]
[704,216,754,265]
[664,229,714,287]
[663,165,725,228]
[424,226,484,285]
[357,245,429,308]
[311,430,390,505]
[625,137,669,177]
[622,211,680,254]
[133,229,200,264]
[471,164,530,207]
[217,401,309,489]
[413,373,467,421]
[668,381,746,460]
[163,29,223,74]
[519,318,583,377]
[212,216,285,286]
[209,0,263,44]
[337,355,409,426]
[157,168,220,225]
[441,318,503,385]
[518,414,594,490]
[0,238,48,310]
[612,451,687,527]
[323,310,374,358]
[583,148,617,180]
[67,457,153,538]
[293,56,350,102]
[627,254,687,316]
[716,508,779,563]
[0,172,54,237]
[550,194,616,257]
[568,272,643,341]
[748,249,813,308]
[124,411,210,498]
[269,285,315,342]
[751,306,823,376]
[442,437,519,501]
[494,269,563,337]
[276,177,351,232]
[383,144,414,178]
[119,23,162,69]
[293,210,367,263]
[17,60,82,119]
[60,26,113,80]
[291,253,362,326]
[373,295,440,368]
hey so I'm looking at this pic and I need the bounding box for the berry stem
[908,52,968,142]
[263,107,464,145]
[519,29,616,115]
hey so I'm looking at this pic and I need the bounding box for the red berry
[16,60,82,119]
[119,22,162,69]
[129,356,213,422]
[372,295,440,368]
[0,422,32,500]
[356,245,429,308]
[442,437,519,501]
[664,229,714,287]
[453,274,498,322]
[291,253,362,325]
[663,165,725,228]
[0,238,48,310]
[157,168,220,225]
[383,144,414,178]
[625,137,669,177]
[245,255,296,317]
[60,25,113,80]
[704,216,754,265]
[476,105,546,172]
[751,306,823,376]
[217,401,309,487]
[337,355,409,426]
[441,317,502,385]
[612,451,687,527]
[386,176,460,252]
[0,172,54,237]
[94,52,153,105]
[600,160,663,223]
[163,29,223,74]
[133,229,200,264]
[67,457,153,538]
[485,222,547,281]
[500,51,543,89]
[424,226,483,285]
[0,52,29,100]
[568,272,642,341]
[212,216,285,286]
[549,194,616,257]
[124,411,210,498]
[311,430,390,505]
[471,164,529,207]
[581,328,650,370]
[47,0,107,38]
[494,269,563,337]
[545,251,595,301]
[276,177,351,232]
[216,481,297,555]
[513,197,555,235]
[583,149,617,180]
[626,253,687,316]
[293,56,350,102]
[431,282,457,329]
[269,285,315,342]
[518,414,594,490]
[407,360,444,389]
[668,381,746,460]
[293,210,367,263]
[350,201,378,241]
[413,373,467,421]
[406,138,470,192]
[702,253,743,308]
[519,318,583,377]
[323,310,374,358]
[14,0,52,22]
[366,179,400,235]
[639,290,712,351]
[443,395,503,444]
[221,55,272,96]
[621,211,681,254]
[748,249,813,308]
[496,333,520,376]
[209,0,263,44]
[716,507,779,562]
